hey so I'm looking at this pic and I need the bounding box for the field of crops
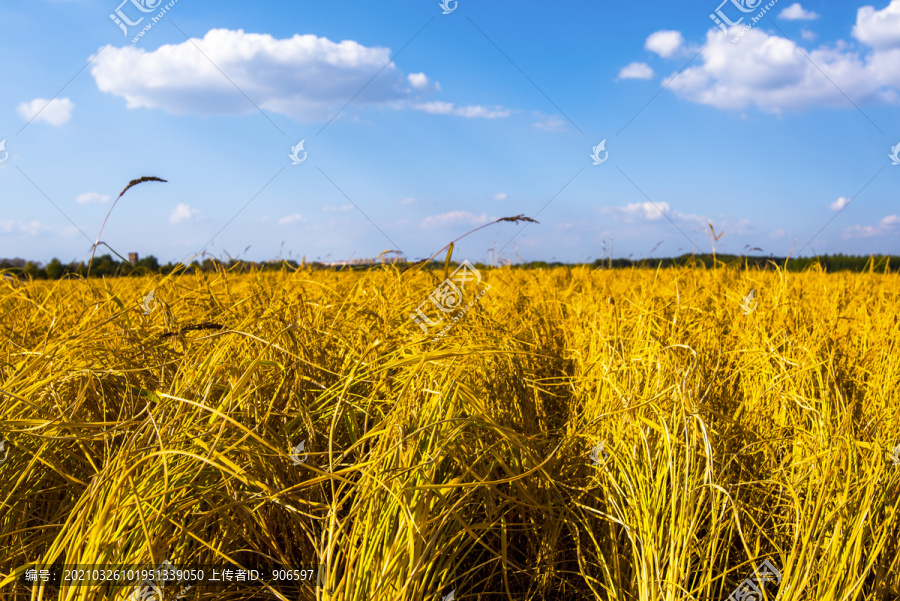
[1,264,899,600]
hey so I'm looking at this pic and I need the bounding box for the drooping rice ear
[87,177,168,278]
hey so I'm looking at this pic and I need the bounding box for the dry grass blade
[404,214,541,277]
[87,177,168,278]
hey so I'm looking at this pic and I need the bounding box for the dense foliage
[1,252,897,281]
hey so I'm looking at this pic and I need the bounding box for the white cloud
[413,101,512,118]
[618,62,655,80]
[718,217,755,236]
[842,214,900,237]
[408,72,429,89]
[533,112,567,131]
[494,193,507,201]
[278,213,304,225]
[624,202,668,221]
[399,197,418,205]
[323,204,353,212]
[76,192,110,204]
[91,29,436,121]
[779,3,819,20]
[422,210,496,228]
[830,196,852,210]
[0,219,48,236]
[801,29,817,41]
[645,31,684,58]
[17,98,73,126]
[601,202,704,223]
[170,203,200,224]
[853,0,900,50]
[664,23,900,113]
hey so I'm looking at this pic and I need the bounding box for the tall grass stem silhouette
[87,176,167,278]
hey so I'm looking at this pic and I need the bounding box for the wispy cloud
[278,213,304,225]
[413,102,512,119]
[17,98,73,126]
[843,214,900,238]
[170,203,201,224]
[422,210,497,228]
[532,112,567,131]
[0,219,48,236]
[76,192,110,204]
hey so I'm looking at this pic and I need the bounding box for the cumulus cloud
[843,214,900,237]
[408,72,430,89]
[412,101,512,118]
[600,202,704,223]
[618,62,654,80]
[853,0,900,49]
[278,213,304,225]
[634,1,900,113]
[76,192,110,204]
[645,31,684,58]
[830,196,852,210]
[17,98,73,126]
[422,211,497,228]
[323,204,353,212]
[170,203,200,224]
[91,29,441,121]
[779,3,819,20]
[494,193,507,201]
[663,19,900,113]
[801,29,817,41]
[624,202,668,221]
[399,197,418,205]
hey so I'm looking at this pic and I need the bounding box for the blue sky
[0,0,897,265]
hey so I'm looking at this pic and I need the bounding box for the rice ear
[87,177,168,278]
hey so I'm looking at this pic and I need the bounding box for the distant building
[128,253,139,265]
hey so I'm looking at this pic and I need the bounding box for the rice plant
[0,261,898,600]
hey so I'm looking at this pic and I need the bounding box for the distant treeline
[0,253,898,280]
[590,253,900,272]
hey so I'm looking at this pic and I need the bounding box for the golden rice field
[1,264,899,601]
